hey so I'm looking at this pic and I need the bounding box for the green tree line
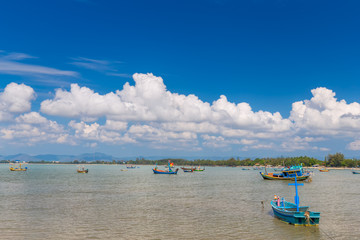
[127,154,360,168]
[5,153,360,168]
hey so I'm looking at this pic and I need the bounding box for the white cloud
[0,57,78,77]
[70,57,129,77]
[211,95,292,131]
[70,57,112,71]
[0,112,68,145]
[347,140,360,150]
[201,134,257,148]
[68,120,135,144]
[290,87,360,136]
[2,52,36,60]
[4,71,360,154]
[128,124,197,142]
[0,82,36,121]
[40,73,291,135]
[15,112,47,124]
[161,122,219,133]
[103,120,128,131]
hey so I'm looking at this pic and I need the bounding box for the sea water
[0,164,359,239]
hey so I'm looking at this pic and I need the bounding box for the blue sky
[1,0,360,158]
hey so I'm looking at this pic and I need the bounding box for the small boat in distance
[153,161,179,174]
[9,160,28,171]
[352,169,360,174]
[260,165,311,181]
[271,176,320,226]
[126,165,136,169]
[319,167,329,172]
[193,166,205,172]
[181,167,195,172]
[77,165,88,173]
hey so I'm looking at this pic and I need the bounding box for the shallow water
[0,164,359,240]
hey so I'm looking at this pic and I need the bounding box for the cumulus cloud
[4,72,360,154]
[0,82,36,121]
[347,140,360,150]
[280,136,326,151]
[69,120,135,144]
[0,112,70,145]
[41,73,291,133]
[290,87,360,135]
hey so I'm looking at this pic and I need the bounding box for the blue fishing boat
[260,165,311,181]
[126,165,136,169]
[271,176,320,226]
[352,169,360,174]
[153,161,179,174]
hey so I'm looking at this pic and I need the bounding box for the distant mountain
[3,154,40,162]
[0,152,126,162]
[76,152,117,161]
[35,154,76,162]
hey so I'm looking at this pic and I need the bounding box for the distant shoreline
[1,162,359,170]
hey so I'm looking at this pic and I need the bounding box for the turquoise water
[0,164,359,239]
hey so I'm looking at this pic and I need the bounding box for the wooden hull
[193,169,205,171]
[319,169,329,172]
[181,167,195,172]
[9,168,27,171]
[153,168,178,174]
[77,169,88,173]
[260,172,309,181]
[271,200,320,226]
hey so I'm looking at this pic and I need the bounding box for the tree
[327,153,344,167]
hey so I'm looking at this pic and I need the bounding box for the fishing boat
[153,161,179,174]
[260,165,311,181]
[193,166,205,172]
[181,167,195,172]
[352,169,360,174]
[126,165,136,169]
[271,176,320,226]
[9,160,28,171]
[77,165,88,173]
[242,168,250,170]
[319,168,329,172]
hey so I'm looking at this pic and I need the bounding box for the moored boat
[9,160,28,171]
[77,165,88,173]
[352,169,360,174]
[319,168,329,172]
[126,165,136,169]
[153,161,179,174]
[193,166,205,172]
[260,165,310,181]
[271,176,320,226]
[181,167,195,172]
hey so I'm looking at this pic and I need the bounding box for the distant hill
[0,152,121,162]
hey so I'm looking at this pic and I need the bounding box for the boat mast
[288,175,304,212]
